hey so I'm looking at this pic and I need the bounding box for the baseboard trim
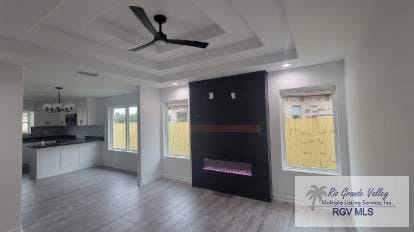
[163,174,192,184]
[97,165,137,174]
[7,225,23,232]
[273,194,295,203]
[139,175,162,186]
[96,165,137,175]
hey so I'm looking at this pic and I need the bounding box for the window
[128,106,138,152]
[290,105,302,119]
[22,111,34,134]
[280,87,339,174]
[165,103,190,158]
[109,106,138,153]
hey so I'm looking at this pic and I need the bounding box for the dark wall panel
[190,71,272,202]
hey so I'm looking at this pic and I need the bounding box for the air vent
[77,71,99,77]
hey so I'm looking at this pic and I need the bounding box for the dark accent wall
[190,71,272,202]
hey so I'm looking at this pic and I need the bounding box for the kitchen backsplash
[66,125,104,138]
[28,125,104,139]
[28,126,65,137]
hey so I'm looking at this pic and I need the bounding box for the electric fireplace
[190,71,272,202]
[203,158,252,176]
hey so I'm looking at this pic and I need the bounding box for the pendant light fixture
[43,87,74,113]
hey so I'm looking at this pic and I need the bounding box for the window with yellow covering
[165,103,190,158]
[109,106,138,153]
[280,86,340,174]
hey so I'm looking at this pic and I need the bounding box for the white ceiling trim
[159,49,297,83]
[190,0,254,40]
[157,25,225,54]
[230,0,294,50]
[87,19,159,58]
[0,0,305,99]
[43,0,122,32]
[158,37,263,71]
[0,35,159,84]
[25,25,160,74]
[0,0,64,37]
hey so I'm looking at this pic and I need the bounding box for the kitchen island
[25,137,103,179]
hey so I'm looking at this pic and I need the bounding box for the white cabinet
[33,101,77,126]
[86,98,97,125]
[80,143,99,168]
[30,142,101,179]
[31,98,96,126]
[23,142,38,165]
[36,147,61,179]
[57,112,70,125]
[76,99,87,125]
[61,145,80,173]
[76,98,97,125]
[57,112,65,125]
[34,110,59,126]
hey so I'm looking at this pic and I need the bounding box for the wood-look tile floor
[21,167,356,232]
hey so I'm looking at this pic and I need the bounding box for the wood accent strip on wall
[191,124,261,133]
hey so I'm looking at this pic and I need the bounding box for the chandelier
[43,87,74,113]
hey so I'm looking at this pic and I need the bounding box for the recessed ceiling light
[282,63,291,68]
[172,82,179,86]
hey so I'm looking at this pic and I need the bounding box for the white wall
[96,93,139,173]
[23,100,35,111]
[160,86,192,183]
[0,63,23,232]
[95,87,163,184]
[158,63,347,192]
[268,61,349,201]
[139,86,162,185]
[345,1,414,231]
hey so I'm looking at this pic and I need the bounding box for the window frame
[108,105,138,154]
[163,100,191,159]
[279,86,342,175]
[22,111,34,134]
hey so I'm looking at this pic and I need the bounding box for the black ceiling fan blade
[167,39,209,49]
[129,40,156,52]
[129,6,158,37]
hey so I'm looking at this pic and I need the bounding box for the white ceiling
[0,0,374,99]
[23,67,139,101]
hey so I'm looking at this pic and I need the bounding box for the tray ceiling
[0,0,298,95]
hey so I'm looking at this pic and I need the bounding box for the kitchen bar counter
[26,140,102,179]
[27,136,104,149]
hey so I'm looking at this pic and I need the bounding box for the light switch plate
[231,92,236,99]
[209,92,214,100]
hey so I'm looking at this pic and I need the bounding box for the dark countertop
[26,136,104,149]
[23,135,77,143]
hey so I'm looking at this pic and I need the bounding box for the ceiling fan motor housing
[154,15,167,24]
[128,6,209,51]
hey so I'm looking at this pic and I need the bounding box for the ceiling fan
[128,6,209,52]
